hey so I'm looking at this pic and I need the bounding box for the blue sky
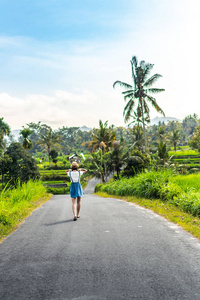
[0,0,200,129]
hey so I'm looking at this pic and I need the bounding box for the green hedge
[46,187,70,194]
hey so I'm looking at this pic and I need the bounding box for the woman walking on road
[66,162,87,221]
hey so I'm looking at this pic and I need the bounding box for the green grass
[95,170,200,218]
[169,150,199,156]
[172,174,200,192]
[43,180,67,185]
[0,180,51,242]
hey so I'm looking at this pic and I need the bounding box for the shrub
[171,191,200,217]
[95,170,200,218]
[94,183,103,193]
[159,182,182,201]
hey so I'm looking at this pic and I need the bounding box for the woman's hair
[71,162,79,170]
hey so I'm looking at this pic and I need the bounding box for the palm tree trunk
[142,117,147,152]
[48,147,51,167]
[174,142,177,152]
[2,172,4,189]
[140,99,147,152]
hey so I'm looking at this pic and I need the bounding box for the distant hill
[150,116,181,126]
[11,126,92,139]
[79,125,92,132]
[11,129,20,140]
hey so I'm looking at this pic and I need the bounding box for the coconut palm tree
[113,56,165,152]
[89,120,116,153]
[168,129,180,152]
[38,127,62,166]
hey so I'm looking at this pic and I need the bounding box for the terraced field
[169,148,200,173]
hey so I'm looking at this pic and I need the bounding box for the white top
[67,171,83,183]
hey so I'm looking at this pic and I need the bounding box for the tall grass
[0,180,50,240]
[172,174,200,192]
[95,170,200,218]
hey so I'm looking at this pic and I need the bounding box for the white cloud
[0,89,125,129]
[1,0,200,129]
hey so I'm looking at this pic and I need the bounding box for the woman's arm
[65,169,72,174]
[78,168,87,174]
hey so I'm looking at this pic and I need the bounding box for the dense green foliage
[95,170,200,217]
[4,142,40,185]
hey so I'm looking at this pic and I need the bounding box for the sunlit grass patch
[0,180,51,242]
[169,149,199,156]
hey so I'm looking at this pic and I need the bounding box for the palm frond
[124,93,135,102]
[123,100,135,123]
[140,60,145,69]
[143,101,150,115]
[128,141,138,151]
[123,99,135,114]
[130,60,137,86]
[129,155,144,163]
[143,63,154,82]
[131,56,138,68]
[145,95,165,116]
[147,88,165,93]
[122,89,134,95]
[143,74,162,87]
[113,81,132,89]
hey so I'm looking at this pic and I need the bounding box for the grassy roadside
[0,181,52,243]
[95,191,200,241]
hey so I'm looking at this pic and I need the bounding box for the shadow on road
[44,219,74,226]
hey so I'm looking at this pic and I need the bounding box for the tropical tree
[168,129,180,151]
[158,125,166,143]
[0,154,12,188]
[0,117,11,153]
[113,55,165,152]
[122,149,148,177]
[130,125,144,151]
[157,141,168,165]
[108,141,127,179]
[37,126,62,166]
[20,127,33,150]
[89,120,116,153]
[86,120,115,182]
[85,149,111,182]
[50,149,58,167]
[182,114,198,137]
[189,125,200,152]
[4,142,40,184]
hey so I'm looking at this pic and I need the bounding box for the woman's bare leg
[77,197,81,217]
[72,198,77,219]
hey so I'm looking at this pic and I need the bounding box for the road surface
[0,179,200,299]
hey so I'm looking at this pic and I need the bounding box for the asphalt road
[0,179,200,300]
